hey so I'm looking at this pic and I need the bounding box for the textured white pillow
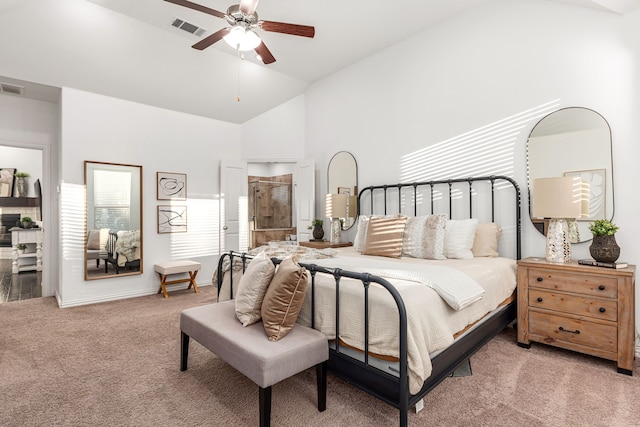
[353,215,371,252]
[234,252,275,326]
[401,214,447,259]
[444,218,479,259]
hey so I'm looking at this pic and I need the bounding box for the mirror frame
[84,161,143,280]
[327,151,358,230]
[526,107,614,242]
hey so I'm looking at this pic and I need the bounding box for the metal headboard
[357,175,521,260]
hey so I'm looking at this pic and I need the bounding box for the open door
[294,159,315,242]
[220,160,248,253]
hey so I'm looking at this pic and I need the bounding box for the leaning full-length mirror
[85,161,143,280]
[527,107,613,243]
[327,151,358,230]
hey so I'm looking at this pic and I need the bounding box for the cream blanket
[298,249,516,394]
[115,230,140,267]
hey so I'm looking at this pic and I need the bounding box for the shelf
[0,197,39,207]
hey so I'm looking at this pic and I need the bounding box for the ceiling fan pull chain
[237,45,241,102]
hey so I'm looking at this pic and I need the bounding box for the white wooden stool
[154,260,201,298]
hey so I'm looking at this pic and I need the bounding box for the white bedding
[296,247,517,394]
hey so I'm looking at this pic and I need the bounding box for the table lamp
[532,177,583,263]
[325,193,348,245]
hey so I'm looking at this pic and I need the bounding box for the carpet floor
[1,285,638,426]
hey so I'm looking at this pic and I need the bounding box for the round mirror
[527,107,613,243]
[327,151,358,230]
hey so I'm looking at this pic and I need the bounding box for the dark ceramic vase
[589,234,620,263]
[312,225,324,240]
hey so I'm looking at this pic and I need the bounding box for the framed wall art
[564,168,606,220]
[156,172,186,201]
[0,168,16,197]
[157,205,187,233]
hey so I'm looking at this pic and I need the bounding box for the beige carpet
[1,286,638,426]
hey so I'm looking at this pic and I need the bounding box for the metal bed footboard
[216,251,412,424]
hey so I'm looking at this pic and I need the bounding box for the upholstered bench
[180,300,328,427]
[154,260,201,298]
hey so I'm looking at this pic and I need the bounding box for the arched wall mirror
[327,151,358,230]
[527,107,614,243]
[84,161,143,280]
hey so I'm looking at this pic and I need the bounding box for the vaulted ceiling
[1,0,639,123]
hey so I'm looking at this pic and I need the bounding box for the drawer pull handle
[599,307,606,313]
[598,285,605,291]
[536,277,543,282]
[537,297,543,302]
[559,326,580,335]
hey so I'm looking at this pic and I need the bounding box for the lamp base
[330,218,341,245]
[546,218,572,263]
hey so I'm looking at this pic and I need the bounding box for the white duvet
[297,247,517,394]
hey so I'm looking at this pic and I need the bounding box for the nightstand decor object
[588,219,620,263]
[532,177,586,263]
[517,257,635,375]
[325,193,348,245]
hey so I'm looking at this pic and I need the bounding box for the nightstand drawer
[529,289,617,322]
[528,268,618,298]
[529,311,617,353]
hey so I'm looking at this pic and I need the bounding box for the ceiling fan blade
[164,0,226,19]
[255,41,276,64]
[192,28,231,50]
[260,21,315,38]
[239,0,260,16]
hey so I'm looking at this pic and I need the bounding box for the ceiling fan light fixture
[223,26,261,51]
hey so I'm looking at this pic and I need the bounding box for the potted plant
[311,219,324,240]
[17,243,27,254]
[588,219,620,263]
[14,172,29,197]
[20,216,33,229]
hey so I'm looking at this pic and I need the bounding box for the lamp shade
[532,177,583,219]
[223,27,261,51]
[325,193,348,218]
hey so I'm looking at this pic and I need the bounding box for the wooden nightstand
[517,257,636,375]
[299,241,352,249]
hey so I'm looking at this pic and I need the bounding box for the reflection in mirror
[85,161,143,280]
[327,151,358,230]
[527,107,613,243]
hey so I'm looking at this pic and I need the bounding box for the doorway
[0,145,45,303]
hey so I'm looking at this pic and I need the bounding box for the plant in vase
[14,172,29,197]
[311,219,324,240]
[20,216,33,229]
[588,219,620,263]
[17,243,27,254]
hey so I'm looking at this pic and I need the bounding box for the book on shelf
[578,259,628,269]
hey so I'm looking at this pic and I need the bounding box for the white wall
[250,1,640,344]
[58,88,242,307]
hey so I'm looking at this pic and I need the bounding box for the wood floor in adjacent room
[0,259,41,303]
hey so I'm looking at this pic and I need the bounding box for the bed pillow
[234,252,276,326]
[353,215,371,252]
[261,256,308,341]
[362,216,408,258]
[472,222,502,257]
[444,218,479,259]
[87,228,109,250]
[401,214,447,260]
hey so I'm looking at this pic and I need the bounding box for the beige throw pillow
[87,228,109,250]
[362,216,407,258]
[471,222,502,257]
[234,252,276,326]
[401,214,447,259]
[261,256,309,341]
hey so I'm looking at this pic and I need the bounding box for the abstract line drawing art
[157,172,186,200]
[157,205,187,233]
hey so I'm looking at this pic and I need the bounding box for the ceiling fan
[165,0,315,64]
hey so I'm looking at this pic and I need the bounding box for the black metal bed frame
[216,175,521,427]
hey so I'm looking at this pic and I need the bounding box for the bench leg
[157,273,169,298]
[180,332,189,371]
[188,270,199,294]
[316,361,327,412]
[259,386,272,427]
